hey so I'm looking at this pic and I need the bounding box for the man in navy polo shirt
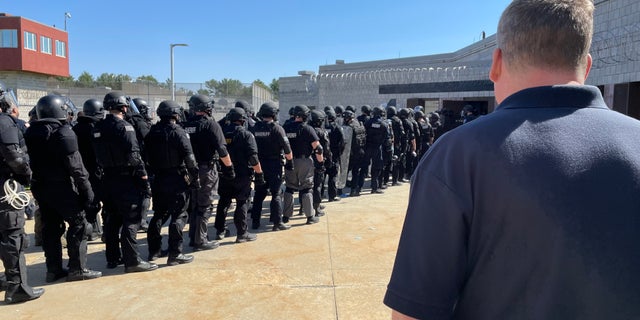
[385,1,640,319]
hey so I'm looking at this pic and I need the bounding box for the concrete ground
[4,182,410,319]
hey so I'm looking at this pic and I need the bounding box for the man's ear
[583,53,592,82]
[489,48,502,83]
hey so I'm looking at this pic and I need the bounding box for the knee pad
[84,221,93,238]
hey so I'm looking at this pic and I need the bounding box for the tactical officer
[282,105,324,224]
[283,106,296,126]
[132,98,153,124]
[183,94,231,248]
[249,102,293,231]
[123,99,152,232]
[357,105,372,125]
[343,110,366,196]
[72,99,105,240]
[406,108,421,177]
[144,100,197,266]
[386,106,405,186]
[334,105,345,127]
[214,107,264,242]
[380,108,394,189]
[324,109,344,201]
[337,109,353,197]
[0,83,44,303]
[462,104,478,124]
[309,110,331,216]
[92,91,157,273]
[429,112,444,142]
[359,106,389,194]
[397,108,415,183]
[415,111,434,161]
[25,95,102,282]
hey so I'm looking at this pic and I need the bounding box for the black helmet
[188,94,213,112]
[343,110,355,121]
[132,98,149,114]
[288,107,296,116]
[335,105,345,114]
[235,100,251,112]
[463,104,476,114]
[323,105,334,113]
[345,105,356,113]
[372,106,384,117]
[258,102,278,118]
[325,109,337,121]
[309,110,325,127]
[293,105,310,119]
[414,111,425,120]
[156,100,182,119]
[82,99,105,118]
[36,95,69,121]
[398,108,410,119]
[227,107,247,122]
[429,112,440,122]
[0,80,19,113]
[386,106,397,117]
[103,91,129,111]
[361,105,372,115]
[414,105,425,113]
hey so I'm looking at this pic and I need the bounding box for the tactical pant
[214,176,252,236]
[101,175,145,267]
[359,145,384,191]
[349,154,365,193]
[283,157,315,218]
[382,148,394,185]
[189,163,218,246]
[324,164,339,200]
[250,159,284,225]
[312,168,325,210]
[0,179,37,300]
[148,173,188,258]
[31,182,89,274]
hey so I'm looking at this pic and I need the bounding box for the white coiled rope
[1,179,31,210]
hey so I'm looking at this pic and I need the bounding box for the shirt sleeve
[384,163,469,319]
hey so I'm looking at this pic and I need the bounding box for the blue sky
[3,0,511,84]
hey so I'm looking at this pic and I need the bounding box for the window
[24,31,36,50]
[0,29,18,48]
[55,40,66,57]
[41,36,52,54]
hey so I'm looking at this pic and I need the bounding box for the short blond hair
[497,0,594,72]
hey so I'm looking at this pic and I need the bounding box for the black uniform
[312,124,331,214]
[359,116,389,193]
[124,112,151,230]
[398,117,414,182]
[249,120,291,227]
[25,119,95,277]
[282,120,319,219]
[347,119,366,196]
[387,113,405,185]
[324,119,344,201]
[0,113,42,302]
[72,115,103,236]
[183,114,228,247]
[407,116,421,176]
[92,114,149,269]
[214,122,259,238]
[144,119,197,261]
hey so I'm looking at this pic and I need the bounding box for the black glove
[314,161,325,174]
[81,189,95,210]
[189,177,201,190]
[221,165,236,180]
[285,159,294,171]
[12,174,30,187]
[254,172,266,186]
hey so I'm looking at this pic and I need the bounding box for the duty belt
[294,154,311,159]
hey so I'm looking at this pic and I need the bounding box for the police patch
[93,132,101,138]
[254,131,270,137]
[125,125,135,132]
[286,133,297,138]
[372,123,381,128]
[184,127,196,134]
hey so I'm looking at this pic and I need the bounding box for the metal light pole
[170,43,188,101]
[64,12,71,31]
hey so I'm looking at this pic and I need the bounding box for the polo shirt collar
[496,85,608,111]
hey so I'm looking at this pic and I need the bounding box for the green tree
[76,71,94,88]
[204,78,219,95]
[269,78,279,100]
[96,73,132,90]
[135,75,159,85]
[253,79,269,90]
